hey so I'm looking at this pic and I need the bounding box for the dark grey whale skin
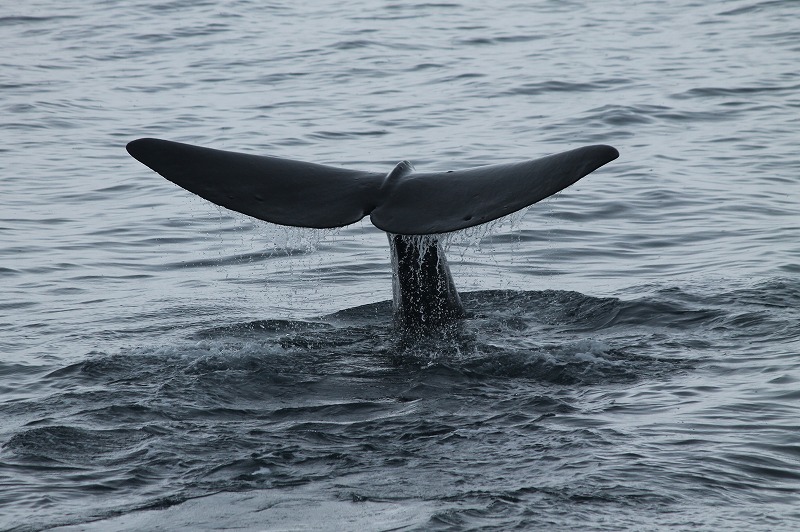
[389,234,465,330]
[126,139,618,327]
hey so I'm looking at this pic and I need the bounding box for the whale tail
[126,138,618,235]
[127,138,618,327]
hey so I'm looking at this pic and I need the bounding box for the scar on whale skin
[126,138,618,329]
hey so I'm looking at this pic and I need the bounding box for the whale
[126,138,618,328]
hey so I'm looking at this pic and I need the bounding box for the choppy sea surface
[2,0,799,530]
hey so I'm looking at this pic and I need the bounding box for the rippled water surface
[2,0,799,530]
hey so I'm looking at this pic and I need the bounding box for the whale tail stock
[126,138,618,327]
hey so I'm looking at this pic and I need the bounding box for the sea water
[1,0,799,530]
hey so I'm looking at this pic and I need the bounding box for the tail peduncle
[388,234,465,329]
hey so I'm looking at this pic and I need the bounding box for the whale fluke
[126,138,618,328]
[371,144,618,234]
[126,138,385,230]
[126,138,618,235]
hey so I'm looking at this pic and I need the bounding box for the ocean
[1,0,799,530]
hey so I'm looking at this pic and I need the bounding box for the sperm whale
[126,138,618,328]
